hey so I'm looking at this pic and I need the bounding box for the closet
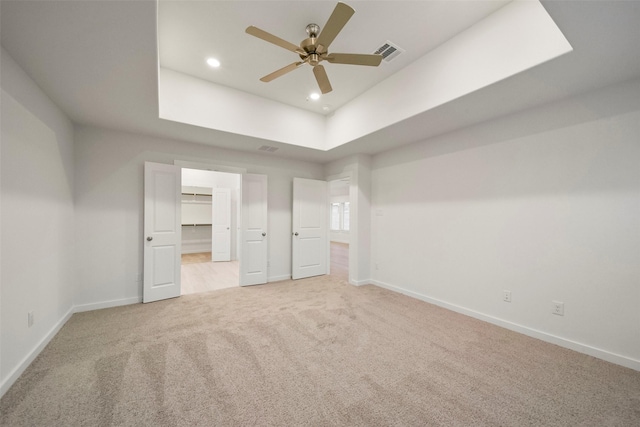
[181,169,240,263]
[181,186,213,256]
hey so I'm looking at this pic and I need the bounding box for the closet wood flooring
[181,252,213,265]
[330,242,349,280]
[181,253,238,295]
[181,243,349,295]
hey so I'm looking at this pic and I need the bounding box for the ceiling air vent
[258,145,279,153]
[373,41,404,62]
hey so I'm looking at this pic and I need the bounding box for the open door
[292,177,329,279]
[240,173,268,286]
[212,188,231,262]
[143,162,182,303]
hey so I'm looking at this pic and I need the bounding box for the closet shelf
[181,192,212,197]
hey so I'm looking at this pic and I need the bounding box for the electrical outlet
[552,301,564,316]
[28,311,34,327]
[503,290,512,303]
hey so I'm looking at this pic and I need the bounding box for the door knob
[262,232,266,237]
[227,227,230,230]
[147,236,153,241]
[294,232,299,236]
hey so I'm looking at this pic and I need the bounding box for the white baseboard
[370,279,640,372]
[268,274,291,283]
[181,247,211,254]
[0,306,74,398]
[330,238,350,244]
[74,296,141,313]
[1,296,142,399]
[349,278,371,286]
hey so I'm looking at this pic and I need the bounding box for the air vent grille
[373,41,404,62]
[258,145,279,153]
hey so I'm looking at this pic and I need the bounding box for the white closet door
[239,173,268,286]
[212,188,231,261]
[292,177,328,280]
[143,162,182,303]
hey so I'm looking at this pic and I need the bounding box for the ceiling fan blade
[326,53,383,66]
[260,61,305,82]
[313,65,333,94]
[316,2,355,50]
[246,26,305,55]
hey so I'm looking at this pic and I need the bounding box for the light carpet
[2,276,639,426]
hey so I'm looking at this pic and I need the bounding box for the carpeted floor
[2,276,639,426]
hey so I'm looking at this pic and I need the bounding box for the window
[331,202,350,231]
[342,202,350,231]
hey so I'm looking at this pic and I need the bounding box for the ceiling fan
[246,2,382,94]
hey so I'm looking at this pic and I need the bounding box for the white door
[212,188,231,262]
[240,173,268,286]
[292,178,329,279]
[143,162,182,303]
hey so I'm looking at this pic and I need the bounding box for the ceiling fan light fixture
[308,92,321,101]
[306,23,320,38]
[206,57,221,68]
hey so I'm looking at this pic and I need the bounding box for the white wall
[1,48,76,395]
[159,68,326,150]
[325,0,572,149]
[370,78,640,369]
[73,126,324,308]
[182,168,240,190]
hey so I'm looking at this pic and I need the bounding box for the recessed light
[308,92,320,101]
[322,105,332,111]
[206,57,220,68]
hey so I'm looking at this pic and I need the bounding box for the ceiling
[2,1,640,164]
[157,1,508,114]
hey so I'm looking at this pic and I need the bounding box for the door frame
[174,160,246,175]
[326,171,353,284]
[175,161,246,288]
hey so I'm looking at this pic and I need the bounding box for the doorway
[329,178,350,280]
[180,168,240,294]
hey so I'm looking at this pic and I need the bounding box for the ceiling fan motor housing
[300,25,327,66]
